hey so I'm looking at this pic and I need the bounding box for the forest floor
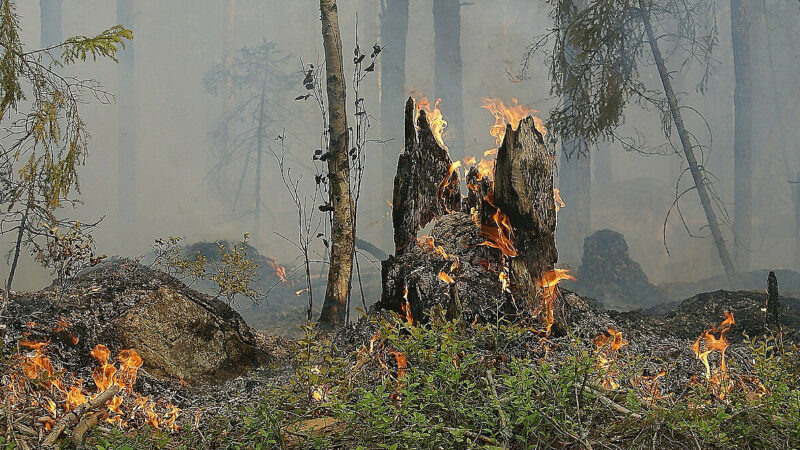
[1,273,799,449]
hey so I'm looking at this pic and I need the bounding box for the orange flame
[691,312,735,399]
[554,188,565,212]
[478,194,517,257]
[481,97,545,149]
[269,259,287,284]
[535,269,576,334]
[593,327,626,389]
[438,271,455,284]
[412,91,448,150]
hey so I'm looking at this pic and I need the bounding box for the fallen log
[42,384,121,447]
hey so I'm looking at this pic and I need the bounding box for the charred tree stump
[382,101,558,328]
[767,271,780,328]
[392,97,461,254]
[493,117,558,303]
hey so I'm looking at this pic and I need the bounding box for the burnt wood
[493,117,558,302]
[392,97,461,254]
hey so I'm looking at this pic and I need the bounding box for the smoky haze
[3,0,800,310]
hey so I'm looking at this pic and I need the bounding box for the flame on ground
[269,259,288,283]
[691,311,735,399]
[2,338,181,434]
[534,269,576,334]
[593,328,626,390]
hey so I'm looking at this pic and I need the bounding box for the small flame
[691,312,735,399]
[554,188,565,212]
[411,90,448,150]
[438,271,455,284]
[535,269,576,334]
[477,194,517,257]
[269,259,287,284]
[593,328,626,389]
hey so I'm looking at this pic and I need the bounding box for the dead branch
[43,384,121,447]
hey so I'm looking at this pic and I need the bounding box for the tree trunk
[117,0,136,238]
[556,0,590,267]
[318,0,354,329]
[379,0,409,249]
[39,0,62,47]
[433,0,465,157]
[392,98,461,254]
[794,173,800,269]
[494,118,558,300]
[593,144,612,187]
[559,151,590,267]
[731,0,752,271]
[223,0,235,141]
[5,209,26,301]
[254,84,267,240]
[639,0,737,283]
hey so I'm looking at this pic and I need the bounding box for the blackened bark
[318,0,355,329]
[731,0,753,271]
[433,0,465,157]
[392,98,461,254]
[767,271,780,327]
[493,118,558,300]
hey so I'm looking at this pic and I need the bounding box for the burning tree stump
[380,98,562,329]
[493,116,558,302]
[392,97,461,254]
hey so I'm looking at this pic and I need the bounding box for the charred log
[392,97,461,254]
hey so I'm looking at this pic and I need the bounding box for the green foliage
[209,233,261,304]
[152,236,208,282]
[151,234,261,305]
[75,314,800,449]
[34,221,106,288]
[539,0,718,157]
[61,25,133,64]
[0,0,131,292]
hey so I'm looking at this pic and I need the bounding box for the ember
[593,327,626,389]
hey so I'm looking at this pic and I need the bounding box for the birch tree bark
[318,0,354,328]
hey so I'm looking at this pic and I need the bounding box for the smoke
[3,0,800,296]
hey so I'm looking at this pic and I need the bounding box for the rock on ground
[1,260,267,386]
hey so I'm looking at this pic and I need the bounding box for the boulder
[567,229,667,310]
[0,260,265,386]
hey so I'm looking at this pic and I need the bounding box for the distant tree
[39,0,61,47]
[555,0,591,267]
[117,0,136,237]
[379,0,408,247]
[204,40,292,240]
[534,0,737,282]
[730,0,752,271]
[0,0,131,300]
[317,0,354,329]
[433,0,465,157]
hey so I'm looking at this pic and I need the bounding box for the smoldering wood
[385,107,560,327]
[493,117,558,301]
[392,97,461,253]
[42,384,121,446]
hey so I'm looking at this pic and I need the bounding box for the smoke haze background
[4,1,799,304]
